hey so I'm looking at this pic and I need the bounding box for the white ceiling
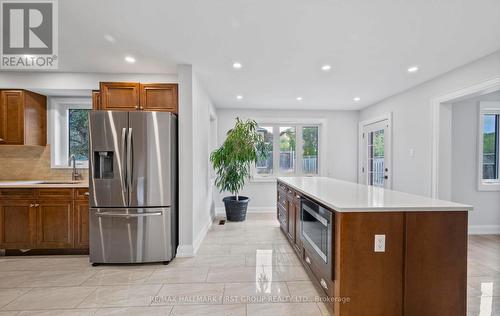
[55,0,500,110]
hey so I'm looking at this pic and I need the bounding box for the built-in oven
[301,196,333,264]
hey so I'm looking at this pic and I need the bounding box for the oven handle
[302,203,328,226]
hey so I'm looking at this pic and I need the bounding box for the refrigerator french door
[88,111,177,264]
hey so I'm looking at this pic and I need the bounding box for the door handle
[121,127,127,193]
[96,211,163,217]
[127,128,133,189]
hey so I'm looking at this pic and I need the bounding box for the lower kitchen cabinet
[36,200,73,248]
[0,200,36,249]
[0,188,89,250]
[74,200,89,248]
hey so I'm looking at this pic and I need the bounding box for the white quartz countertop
[0,180,88,188]
[278,177,473,212]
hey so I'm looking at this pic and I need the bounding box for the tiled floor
[0,214,498,315]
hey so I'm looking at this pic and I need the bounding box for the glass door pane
[302,126,318,174]
[368,129,385,187]
[256,126,274,175]
[279,126,296,173]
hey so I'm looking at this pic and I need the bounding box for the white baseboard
[469,225,500,235]
[215,206,275,216]
[177,208,215,258]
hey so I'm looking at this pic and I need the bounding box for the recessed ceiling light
[407,66,419,73]
[232,62,242,69]
[296,97,303,101]
[353,97,361,102]
[125,56,136,63]
[236,95,243,100]
[104,34,116,43]
[321,64,331,71]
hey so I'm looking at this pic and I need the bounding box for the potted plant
[210,118,265,221]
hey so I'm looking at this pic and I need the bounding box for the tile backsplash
[0,145,89,181]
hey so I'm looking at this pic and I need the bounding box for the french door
[360,119,391,189]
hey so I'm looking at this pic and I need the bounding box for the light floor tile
[77,284,162,308]
[17,309,96,315]
[82,269,155,286]
[0,272,38,288]
[223,282,290,304]
[286,281,322,302]
[0,289,31,309]
[146,268,209,284]
[153,283,225,305]
[17,270,97,287]
[170,304,245,316]
[94,306,173,315]
[246,302,322,316]
[3,287,96,311]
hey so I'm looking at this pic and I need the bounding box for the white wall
[213,109,359,212]
[452,91,500,233]
[360,51,500,197]
[177,65,216,256]
[0,72,177,91]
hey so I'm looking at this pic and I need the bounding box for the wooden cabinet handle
[34,203,40,207]
[84,192,89,196]
[305,256,311,264]
[296,195,301,199]
[30,203,35,208]
[0,138,4,142]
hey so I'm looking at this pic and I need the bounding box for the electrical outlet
[374,234,386,252]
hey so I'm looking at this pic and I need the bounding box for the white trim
[215,206,276,216]
[48,97,92,168]
[431,77,500,198]
[358,113,393,188]
[477,102,500,191]
[468,225,500,235]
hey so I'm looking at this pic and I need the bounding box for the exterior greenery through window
[482,114,499,180]
[69,109,90,163]
[255,124,319,177]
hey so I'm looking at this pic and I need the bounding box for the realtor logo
[1,0,58,69]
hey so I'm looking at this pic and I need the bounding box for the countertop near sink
[0,180,89,188]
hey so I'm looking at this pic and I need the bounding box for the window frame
[252,120,324,180]
[477,101,500,191]
[48,97,92,169]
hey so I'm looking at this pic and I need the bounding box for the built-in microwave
[301,196,333,264]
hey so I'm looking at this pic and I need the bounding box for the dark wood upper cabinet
[140,83,178,113]
[92,90,101,110]
[99,82,140,111]
[96,82,178,113]
[0,90,46,146]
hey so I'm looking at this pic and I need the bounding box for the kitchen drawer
[74,188,90,200]
[36,188,74,200]
[303,245,334,297]
[0,189,36,200]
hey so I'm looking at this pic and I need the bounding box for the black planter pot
[222,196,250,221]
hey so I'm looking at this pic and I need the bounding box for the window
[49,98,92,168]
[69,109,91,163]
[478,102,500,190]
[254,124,320,177]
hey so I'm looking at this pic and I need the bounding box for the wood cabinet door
[36,200,73,248]
[74,200,89,248]
[140,83,178,113]
[286,191,295,241]
[0,200,36,249]
[292,199,302,251]
[92,90,101,110]
[100,82,140,111]
[0,90,24,144]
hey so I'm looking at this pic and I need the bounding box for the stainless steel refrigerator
[88,111,177,264]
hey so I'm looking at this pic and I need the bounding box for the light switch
[409,148,415,157]
[374,234,386,252]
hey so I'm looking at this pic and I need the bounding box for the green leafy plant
[210,118,266,199]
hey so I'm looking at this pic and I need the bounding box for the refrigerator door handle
[127,127,133,189]
[96,211,163,217]
[121,127,127,193]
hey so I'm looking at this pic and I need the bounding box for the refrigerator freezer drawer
[89,208,175,264]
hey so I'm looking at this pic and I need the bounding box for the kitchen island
[277,177,472,316]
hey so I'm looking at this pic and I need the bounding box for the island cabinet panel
[0,200,36,249]
[334,212,405,316]
[286,188,295,241]
[403,212,468,316]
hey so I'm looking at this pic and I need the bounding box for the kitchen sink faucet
[71,155,83,181]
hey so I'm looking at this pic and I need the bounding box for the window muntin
[256,126,273,175]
